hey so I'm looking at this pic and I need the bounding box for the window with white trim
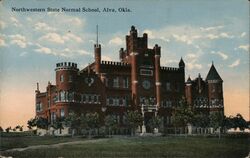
[113,77,119,88]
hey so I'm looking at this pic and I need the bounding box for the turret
[206,62,223,111]
[55,62,78,92]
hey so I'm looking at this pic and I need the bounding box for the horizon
[0,0,249,129]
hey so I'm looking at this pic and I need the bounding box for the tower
[55,62,79,118]
[185,76,192,105]
[206,62,223,113]
[154,44,161,108]
[94,25,101,74]
[128,26,139,106]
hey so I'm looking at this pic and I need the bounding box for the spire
[187,75,192,83]
[96,25,99,45]
[206,62,223,81]
[36,82,39,91]
[179,57,185,67]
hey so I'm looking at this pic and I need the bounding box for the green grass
[1,136,249,158]
[0,135,83,151]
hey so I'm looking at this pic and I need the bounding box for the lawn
[0,135,83,151]
[1,136,249,158]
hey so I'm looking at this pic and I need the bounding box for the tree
[36,117,49,130]
[224,116,235,130]
[148,116,163,133]
[5,127,11,133]
[13,125,23,132]
[172,98,194,134]
[209,112,225,138]
[124,110,143,136]
[105,115,118,137]
[52,117,65,134]
[65,112,80,136]
[193,113,210,128]
[85,112,101,137]
[27,118,37,130]
[0,126,3,132]
[79,113,87,135]
[234,114,248,131]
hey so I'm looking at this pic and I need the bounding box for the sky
[0,0,249,129]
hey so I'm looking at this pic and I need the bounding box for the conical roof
[206,63,222,81]
[179,57,185,67]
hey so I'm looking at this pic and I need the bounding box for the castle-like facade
[35,26,224,132]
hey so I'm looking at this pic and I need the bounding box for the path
[3,138,108,152]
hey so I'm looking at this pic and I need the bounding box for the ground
[0,135,249,158]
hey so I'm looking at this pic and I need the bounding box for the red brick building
[35,26,224,131]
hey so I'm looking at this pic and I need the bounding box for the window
[53,95,58,103]
[60,108,65,117]
[212,85,216,93]
[51,112,56,123]
[81,94,86,103]
[68,92,74,102]
[166,82,171,91]
[113,77,119,88]
[140,69,153,76]
[36,102,42,112]
[69,75,72,82]
[60,91,65,102]
[123,77,129,88]
[48,99,50,107]
[60,75,64,82]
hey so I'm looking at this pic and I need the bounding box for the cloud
[238,44,249,52]
[26,17,32,22]
[228,59,240,68]
[211,51,228,60]
[172,34,192,45]
[77,50,91,55]
[109,37,123,45]
[219,32,234,39]
[185,52,202,70]
[63,32,83,43]
[240,32,246,38]
[9,34,27,48]
[19,52,28,57]
[10,16,22,27]
[102,55,113,61]
[143,29,170,42]
[39,32,83,44]
[186,53,198,60]
[200,25,224,31]
[67,17,83,26]
[0,20,6,29]
[34,22,56,31]
[0,38,7,47]
[186,62,202,70]
[34,45,54,55]
[165,59,178,64]
[39,33,65,44]
[206,34,219,40]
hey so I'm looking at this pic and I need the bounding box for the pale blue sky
[0,0,249,127]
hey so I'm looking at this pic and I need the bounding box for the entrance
[144,112,154,133]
